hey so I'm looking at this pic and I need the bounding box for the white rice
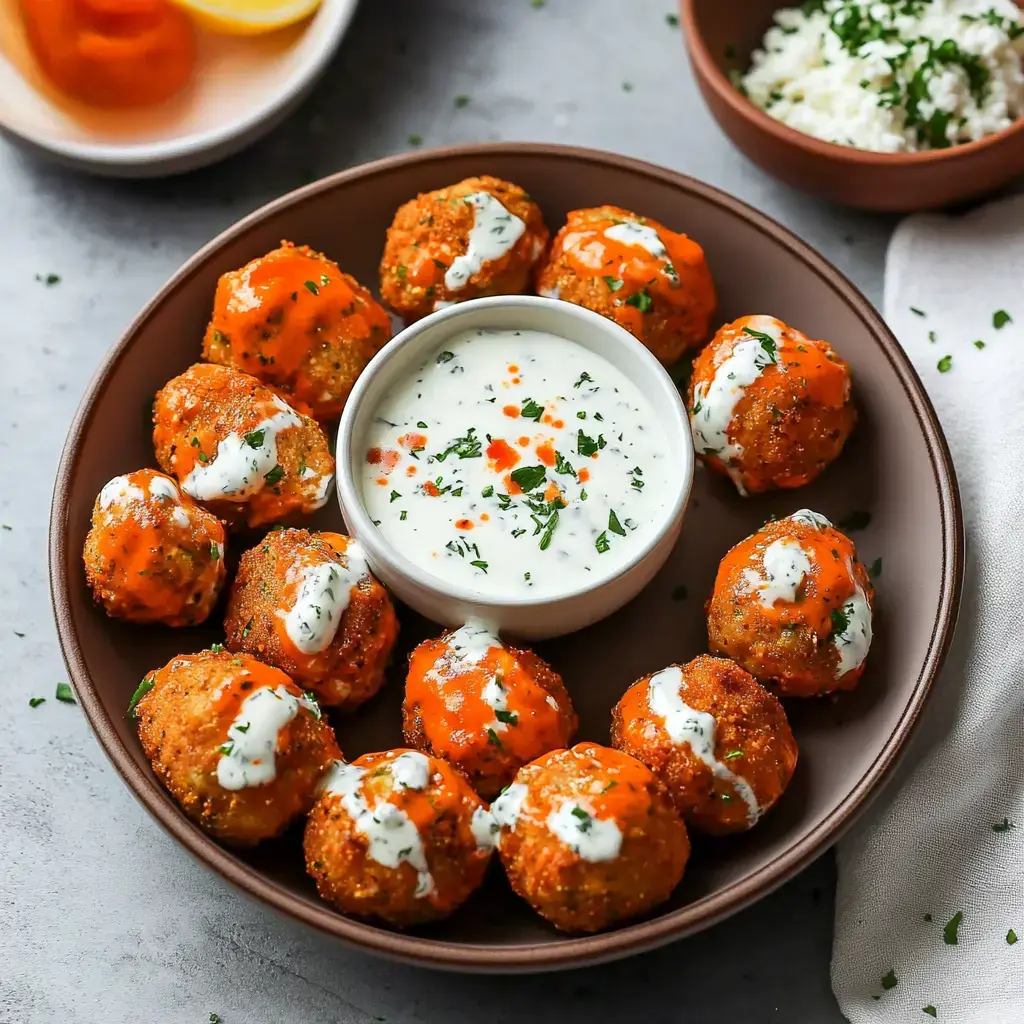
[740,0,1024,152]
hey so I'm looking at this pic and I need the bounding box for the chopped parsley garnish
[666,12,679,27]
[209,542,220,559]
[943,912,963,945]
[1008,929,1018,945]
[839,510,871,531]
[624,289,653,313]
[56,682,75,704]
[928,330,937,343]
[608,509,626,536]
[937,354,952,373]
[993,818,1016,832]
[511,528,526,538]
[400,510,408,521]
[435,427,482,461]
[923,1006,937,1018]
[436,350,456,364]
[671,584,688,601]
[554,451,576,478]
[577,430,601,457]
[243,428,266,449]
[28,697,45,708]
[742,325,779,366]
[264,464,285,485]
[910,307,926,317]
[495,709,518,726]
[470,560,488,573]
[481,485,494,498]
[830,606,851,637]
[210,1015,223,1023]
[510,464,547,492]
[455,94,470,107]
[486,727,503,748]
[881,969,898,990]
[521,398,545,421]
[595,531,611,553]
[723,749,744,760]
[974,340,986,350]
[241,617,254,639]
[417,421,428,429]
[304,280,319,295]
[389,490,401,503]
[994,309,1013,329]
[538,510,560,551]
[573,372,594,389]
[408,133,423,146]
[602,276,624,292]
[570,806,593,831]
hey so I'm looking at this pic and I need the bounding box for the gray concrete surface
[0,1,898,1020]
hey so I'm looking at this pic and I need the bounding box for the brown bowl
[681,0,1024,211]
[49,142,962,971]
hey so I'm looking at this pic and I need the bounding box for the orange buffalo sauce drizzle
[526,743,657,829]
[556,210,711,332]
[208,244,390,381]
[19,0,196,109]
[716,523,859,637]
[206,657,297,719]
[406,638,566,763]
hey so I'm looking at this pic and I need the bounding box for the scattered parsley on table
[943,911,963,945]
[55,682,75,704]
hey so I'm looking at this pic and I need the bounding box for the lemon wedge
[170,0,322,35]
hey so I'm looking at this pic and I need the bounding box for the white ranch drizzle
[546,799,623,862]
[182,396,311,503]
[279,541,369,655]
[833,575,873,677]
[790,508,832,530]
[390,750,432,791]
[361,329,672,598]
[171,507,191,528]
[490,782,529,832]
[648,666,761,826]
[689,316,785,495]
[471,806,499,851]
[321,759,435,898]
[216,683,319,791]
[448,618,501,664]
[603,221,679,283]
[745,537,812,609]
[98,475,145,509]
[444,192,525,291]
[148,475,181,502]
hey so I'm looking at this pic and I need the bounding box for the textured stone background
[0,1,896,1020]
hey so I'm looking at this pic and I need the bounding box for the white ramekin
[336,295,693,640]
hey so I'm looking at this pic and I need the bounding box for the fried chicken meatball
[611,655,798,835]
[688,315,856,496]
[203,241,392,421]
[535,205,716,365]
[380,175,549,320]
[402,621,576,799]
[706,509,875,697]
[82,469,226,626]
[224,529,398,711]
[492,743,689,933]
[304,749,494,927]
[133,649,339,846]
[153,363,334,529]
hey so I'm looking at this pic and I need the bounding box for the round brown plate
[49,142,963,972]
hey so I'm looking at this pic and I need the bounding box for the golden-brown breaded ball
[402,620,576,799]
[132,649,339,846]
[380,175,549,320]
[203,241,392,421]
[688,315,856,496]
[535,205,716,365]
[492,742,689,933]
[82,468,226,626]
[153,363,334,529]
[304,748,495,927]
[224,529,398,711]
[706,509,875,697]
[611,655,797,835]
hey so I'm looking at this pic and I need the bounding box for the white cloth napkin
[832,195,1024,1022]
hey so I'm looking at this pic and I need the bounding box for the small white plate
[0,0,358,177]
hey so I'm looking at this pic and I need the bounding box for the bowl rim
[0,0,359,170]
[48,140,964,972]
[679,0,1024,166]
[335,294,694,612]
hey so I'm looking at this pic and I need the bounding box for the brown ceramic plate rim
[48,142,964,972]
[680,0,1024,167]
